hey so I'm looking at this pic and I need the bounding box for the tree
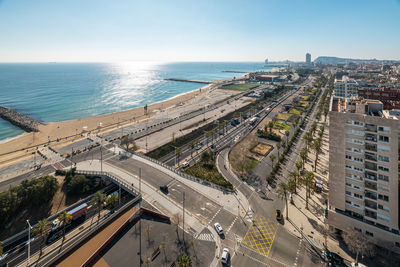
[33,219,50,255]
[300,148,308,171]
[120,135,135,151]
[343,229,375,264]
[177,254,192,267]
[189,141,196,158]
[175,148,183,166]
[91,191,106,224]
[58,211,72,242]
[301,171,315,210]
[106,193,119,209]
[277,182,289,219]
[295,161,303,174]
[288,179,296,204]
[267,121,274,133]
[303,131,313,151]
[276,142,281,159]
[269,154,275,166]
[285,130,290,144]
[312,138,323,171]
[288,171,299,193]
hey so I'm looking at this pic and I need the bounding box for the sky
[0,0,399,62]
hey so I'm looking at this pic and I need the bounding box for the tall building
[334,76,359,98]
[306,53,311,63]
[328,97,400,252]
[265,58,268,64]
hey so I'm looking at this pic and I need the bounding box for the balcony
[365,190,377,200]
[364,124,377,133]
[365,162,377,171]
[364,199,377,210]
[365,143,377,152]
[365,171,377,181]
[365,209,377,220]
[365,181,377,191]
[365,133,377,142]
[365,152,377,162]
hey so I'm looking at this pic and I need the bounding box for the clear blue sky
[0,0,399,62]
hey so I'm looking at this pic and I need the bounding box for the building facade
[358,87,400,110]
[334,76,359,98]
[328,98,400,252]
[306,53,311,64]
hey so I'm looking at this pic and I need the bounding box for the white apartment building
[328,98,400,253]
[334,76,359,98]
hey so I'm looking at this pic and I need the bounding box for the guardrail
[131,150,234,193]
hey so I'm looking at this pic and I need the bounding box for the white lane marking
[208,207,222,225]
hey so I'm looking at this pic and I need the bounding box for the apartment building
[334,76,359,98]
[328,98,400,252]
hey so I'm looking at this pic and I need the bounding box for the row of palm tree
[28,190,117,256]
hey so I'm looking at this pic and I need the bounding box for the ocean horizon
[0,62,270,141]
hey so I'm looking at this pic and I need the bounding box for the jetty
[165,78,211,84]
[222,70,248,73]
[0,106,42,132]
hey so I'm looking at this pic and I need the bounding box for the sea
[0,62,270,141]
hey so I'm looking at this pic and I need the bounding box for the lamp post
[26,220,31,266]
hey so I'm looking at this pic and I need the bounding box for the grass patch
[289,108,303,115]
[298,101,309,108]
[300,95,310,101]
[183,151,233,189]
[273,121,291,131]
[276,113,293,121]
[221,83,258,91]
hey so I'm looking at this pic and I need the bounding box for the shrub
[67,174,91,195]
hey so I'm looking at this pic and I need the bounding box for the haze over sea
[0,62,268,141]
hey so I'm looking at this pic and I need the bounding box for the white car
[221,248,230,264]
[214,222,224,235]
[351,263,368,267]
[181,161,189,168]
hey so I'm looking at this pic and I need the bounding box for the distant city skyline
[0,0,400,62]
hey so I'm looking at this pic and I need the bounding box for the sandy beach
[0,83,216,168]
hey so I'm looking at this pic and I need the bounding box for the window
[378,135,389,142]
[347,129,364,136]
[346,155,352,160]
[346,191,351,196]
[378,174,389,182]
[354,193,363,199]
[353,157,363,162]
[378,194,389,202]
[378,184,389,192]
[346,200,351,204]
[378,126,390,133]
[377,145,390,152]
[377,213,390,222]
[354,227,362,232]
[366,231,374,237]
[353,121,363,126]
[378,204,390,212]
[378,165,389,172]
[378,155,389,162]
[354,166,363,172]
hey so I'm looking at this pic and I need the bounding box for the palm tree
[312,138,323,171]
[269,154,275,166]
[267,121,274,134]
[276,142,281,159]
[300,148,308,171]
[175,147,183,166]
[281,139,286,148]
[107,194,119,209]
[91,191,106,224]
[295,161,303,174]
[288,179,296,204]
[189,141,195,158]
[33,219,50,255]
[204,131,212,145]
[285,130,290,144]
[288,171,299,193]
[277,182,289,219]
[189,240,196,257]
[58,211,72,242]
[177,254,192,267]
[301,171,315,210]
[303,131,313,151]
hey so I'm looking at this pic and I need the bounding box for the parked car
[221,248,230,264]
[351,263,368,267]
[276,209,282,221]
[160,185,168,194]
[214,222,224,235]
[195,143,203,150]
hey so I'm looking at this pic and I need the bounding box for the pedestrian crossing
[195,233,214,242]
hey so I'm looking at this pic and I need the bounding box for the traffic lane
[105,156,174,188]
[0,164,55,192]
[167,181,222,225]
[208,208,240,240]
[268,226,301,267]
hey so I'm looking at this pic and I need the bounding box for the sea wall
[0,106,42,132]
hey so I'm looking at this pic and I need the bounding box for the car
[276,209,282,221]
[195,144,203,150]
[325,250,344,265]
[351,263,368,267]
[160,185,168,193]
[214,222,224,235]
[181,161,189,168]
[221,248,230,264]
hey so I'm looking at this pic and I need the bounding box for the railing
[131,150,235,193]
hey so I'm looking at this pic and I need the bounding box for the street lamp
[26,220,32,266]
